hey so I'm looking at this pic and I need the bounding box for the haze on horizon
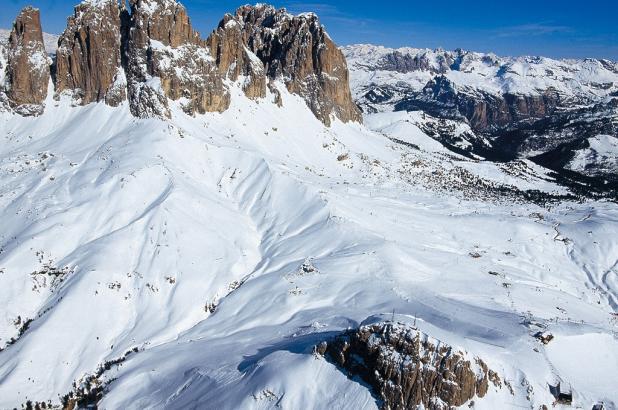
[2,0,617,60]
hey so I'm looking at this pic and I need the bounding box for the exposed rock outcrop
[126,0,229,117]
[394,75,561,131]
[218,5,362,125]
[4,7,50,115]
[55,0,127,106]
[379,50,452,74]
[207,14,267,100]
[321,321,502,410]
[130,0,202,47]
[124,2,361,122]
[4,1,361,125]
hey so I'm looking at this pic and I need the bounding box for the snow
[0,80,617,409]
[139,0,178,16]
[27,49,50,70]
[244,46,264,71]
[364,111,453,153]
[81,0,117,7]
[545,332,618,406]
[568,135,618,176]
[0,41,7,86]
[342,44,618,103]
[149,39,214,77]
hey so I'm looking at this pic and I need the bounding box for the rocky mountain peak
[128,0,203,47]
[125,0,230,118]
[55,0,127,106]
[4,6,50,116]
[211,4,362,125]
[2,0,361,126]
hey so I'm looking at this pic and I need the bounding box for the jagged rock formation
[378,50,451,74]
[2,1,361,125]
[0,28,59,55]
[207,14,267,100]
[394,75,562,131]
[126,0,230,117]
[55,0,127,106]
[4,7,50,115]
[398,77,557,131]
[321,321,502,410]
[211,5,362,125]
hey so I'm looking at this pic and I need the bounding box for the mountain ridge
[1,3,617,410]
[0,1,361,125]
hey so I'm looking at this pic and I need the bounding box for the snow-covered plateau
[0,3,617,410]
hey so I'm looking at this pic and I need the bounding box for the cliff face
[394,75,561,131]
[4,7,50,116]
[125,0,229,117]
[2,1,361,126]
[212,5,362,125]
[206,14,267,100]
[321,321,503,410]
[130,0,201,47]
[55,0,126,106]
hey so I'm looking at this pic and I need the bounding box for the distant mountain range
[343,44,618,198]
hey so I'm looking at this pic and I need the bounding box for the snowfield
[0,82,617,409]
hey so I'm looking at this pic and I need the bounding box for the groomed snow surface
[0,83,617,409]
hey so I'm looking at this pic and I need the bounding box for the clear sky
[3,0,618,60]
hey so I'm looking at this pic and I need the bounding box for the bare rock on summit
[126,0,229,117]
[207,15,267,100]
[213,4,362,126]
[4,7,50,115]
[4,0,361,125]
[55,0,127,106]
[324,321,502,409]
[129,0,202,48]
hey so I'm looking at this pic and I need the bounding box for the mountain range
[343,44,618,198]
[0,1,617,409]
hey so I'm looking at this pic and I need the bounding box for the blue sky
[3,0,618,59]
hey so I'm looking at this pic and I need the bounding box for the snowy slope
[0,81,617,410]
[567,134,618,176]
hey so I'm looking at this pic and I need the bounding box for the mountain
[1,2,617,410]
[343,44,618,198]
[343,44,618,118]
[1,1,359,124]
